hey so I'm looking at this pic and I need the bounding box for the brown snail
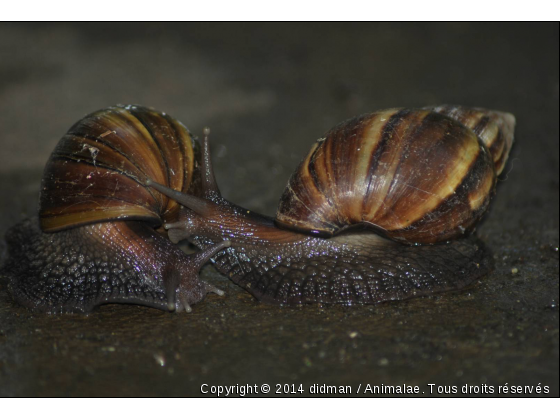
[147,105,515,305]
[1,104,515,313]
[1,105,229,313]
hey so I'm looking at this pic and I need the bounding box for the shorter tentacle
[189,240,231,267]
[164,221,192,244]
[174,240,230,312]
[205,283,225,296]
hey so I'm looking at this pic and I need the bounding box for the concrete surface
[0,23,557,397]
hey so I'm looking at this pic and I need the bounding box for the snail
[1,104,515,313]
[146,105,515,305]
[1,105,230,313]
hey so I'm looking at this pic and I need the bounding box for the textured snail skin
[1,105,227,313]
[166,199,490,305]
[149,106,514,306]
[4,219,228,313]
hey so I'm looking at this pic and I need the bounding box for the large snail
[1,105,229,313]
[148,105,515,305]
[1,104,515,313]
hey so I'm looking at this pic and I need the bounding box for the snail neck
[146,177,394,249]
[168,198,310,246]
[145,177,308,245]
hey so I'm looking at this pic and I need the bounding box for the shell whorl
[427,105,515,175]
[276,107,515,244]
[39,105,197,232]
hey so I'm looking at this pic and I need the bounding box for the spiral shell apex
[427,105,516,175]
[276,107,515,244]
[39,105,197,232]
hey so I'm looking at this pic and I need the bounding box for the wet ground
[0,23,558,397]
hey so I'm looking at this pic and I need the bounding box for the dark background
[0,23,558,397]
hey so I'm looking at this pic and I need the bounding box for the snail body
[2,105,228,313]
[148,106,515,305]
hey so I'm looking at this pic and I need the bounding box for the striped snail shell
[39,104,197,231]
[2,105,229,313]
[147,105,515,306]
[276,107,514,244]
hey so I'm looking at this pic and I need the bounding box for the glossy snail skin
[149,106,515,305]
[2,105,228,313]
[4,219,228,313]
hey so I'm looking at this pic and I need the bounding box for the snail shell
[148,105,515,305]
[39,104,197,231]
[276,107,510,244]
[2,105,228,313]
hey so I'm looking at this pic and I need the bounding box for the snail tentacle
[164,240,230,312]
[200,127,222,200]
[146,178,213,217]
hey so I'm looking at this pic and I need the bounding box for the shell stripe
[316,114,376,228]
[427,105,514,175]
[58,131,165,211]
[41,206,159,232]
[40,159,162,230]
[300,141,340,231]
[307,145,337,224]
[377,113,482,230]
[361,109,413,222]
[162,113,195,197]
[487,129,505,170]
[389,143,495,243]
[275,142,336,233]
[94,109,172,187]
[369,110,432,224]
[112,109,176,209]
[492,130,508,176]
[128,110,174,190]
[68,111,166,186]
[126,108,192,216]
[473,116,491,134]
[467,149,495,211]
[328,115,373,225]
[132,108,194,195]
[48,153,146,184]
[471,115,507,172]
